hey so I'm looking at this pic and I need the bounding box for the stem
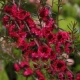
[18,0,21,7]
[52,0,54,8]
[24,21,39,47]
[5,13,20,29]
[12,0,15,4]
[57,0,60,27]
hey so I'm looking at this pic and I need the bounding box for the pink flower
[23,68,33,76]
[52,60,66,72]
[14,63,20,72]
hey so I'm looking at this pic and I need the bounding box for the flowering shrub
[1,0,80,80]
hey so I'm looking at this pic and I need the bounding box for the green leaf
[59,15,78,31]
[23,3,36,14]
[13,48,22,58]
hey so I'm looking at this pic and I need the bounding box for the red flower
[45,33,56,44]
[39,7,49,21]
[3,15,9,26]
[55,42,64,54]
[11,4,18,18]
[38,45,51,59]
[17,9,29,20]
[66,71,73,80]
[31,27,42,37]
[42,27,51,36]
[17,38,28,51]
[14,63,20,72]
[20,61,29,68]
[75,73,80,80]
[45,18,55,29]
[57,31,70,43]
[36,70,46,80]
[58,72,64,79]
[17,30,27,39]
[65,42,73,54]
[23,68,33,76]
[8,24,16,32]
[4,5,11,13]
[52,60,66,72]
[26,17,35,28]
[50,51,56,61]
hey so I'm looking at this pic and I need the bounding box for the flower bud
[66,59,74,66]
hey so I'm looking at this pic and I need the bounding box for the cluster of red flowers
[2,3,78,80]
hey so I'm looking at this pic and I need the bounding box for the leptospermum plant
[1,0,80,80]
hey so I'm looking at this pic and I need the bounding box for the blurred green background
[0,0,80,80]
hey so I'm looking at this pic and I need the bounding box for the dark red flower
[52,60,66,72]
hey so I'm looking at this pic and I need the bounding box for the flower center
[57,63,63,68]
